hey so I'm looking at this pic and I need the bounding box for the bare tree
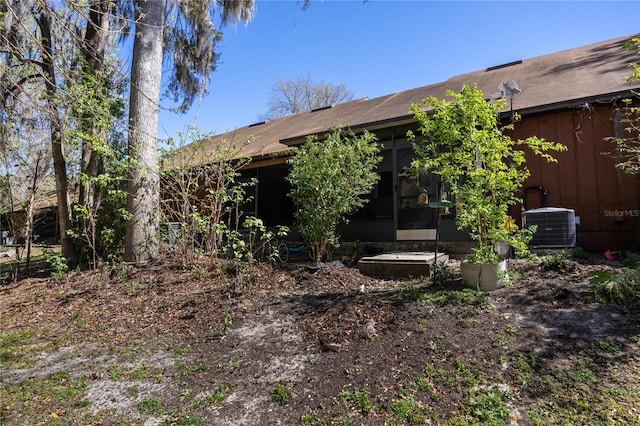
[261,75,355,120]
[0,0,127,268]
[0,112,53,280]
[1,1,77,264]
[160,126,253,262]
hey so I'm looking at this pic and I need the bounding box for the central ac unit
[167,222,181,247]
[521,207,577,248]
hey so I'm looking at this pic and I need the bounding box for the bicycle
[276,241,314,264]
[250,238,281,264]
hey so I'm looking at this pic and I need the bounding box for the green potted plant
[408,84,566,290]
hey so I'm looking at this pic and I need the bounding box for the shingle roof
[172,33,640,166]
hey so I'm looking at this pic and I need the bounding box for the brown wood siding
[511,105,640,251]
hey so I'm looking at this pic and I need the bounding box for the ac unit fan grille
[522,208,576,248]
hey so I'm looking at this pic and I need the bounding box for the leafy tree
[606,37,640,175]
[286,127,381,261]
[66,66,128,269]
[74,1,128,242]
[626,37,640,82]
[260,75,354,120]
[408,84,566,262]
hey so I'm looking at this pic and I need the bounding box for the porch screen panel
[396,147,437,240]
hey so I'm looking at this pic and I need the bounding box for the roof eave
[279,115,417,147]
[502,89,639,119]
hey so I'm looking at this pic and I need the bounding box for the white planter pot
[460,259,507,291]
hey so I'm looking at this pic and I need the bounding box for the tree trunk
[79,0,113,211]
[24,190,35,276]
[78,1,116,268]
[24,153,45,276]
[124,0,165,262]
[35,7,77,266]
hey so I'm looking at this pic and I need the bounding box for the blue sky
[157,0,640,142]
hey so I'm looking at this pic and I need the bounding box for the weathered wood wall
[511,105,640,251]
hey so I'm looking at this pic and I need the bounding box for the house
[173,34,640,253]
[0,190,60,246]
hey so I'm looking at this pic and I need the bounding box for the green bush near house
[287,127,381,261]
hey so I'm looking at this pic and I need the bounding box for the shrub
[160,126,254,262]
[47,254,68,279]
[540,251,570,271]
[340,385,372,415]
[591,268,640,306]
[287,127,381,261]
[269,380,292,405]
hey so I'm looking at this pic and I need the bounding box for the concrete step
[358,251,449,278]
